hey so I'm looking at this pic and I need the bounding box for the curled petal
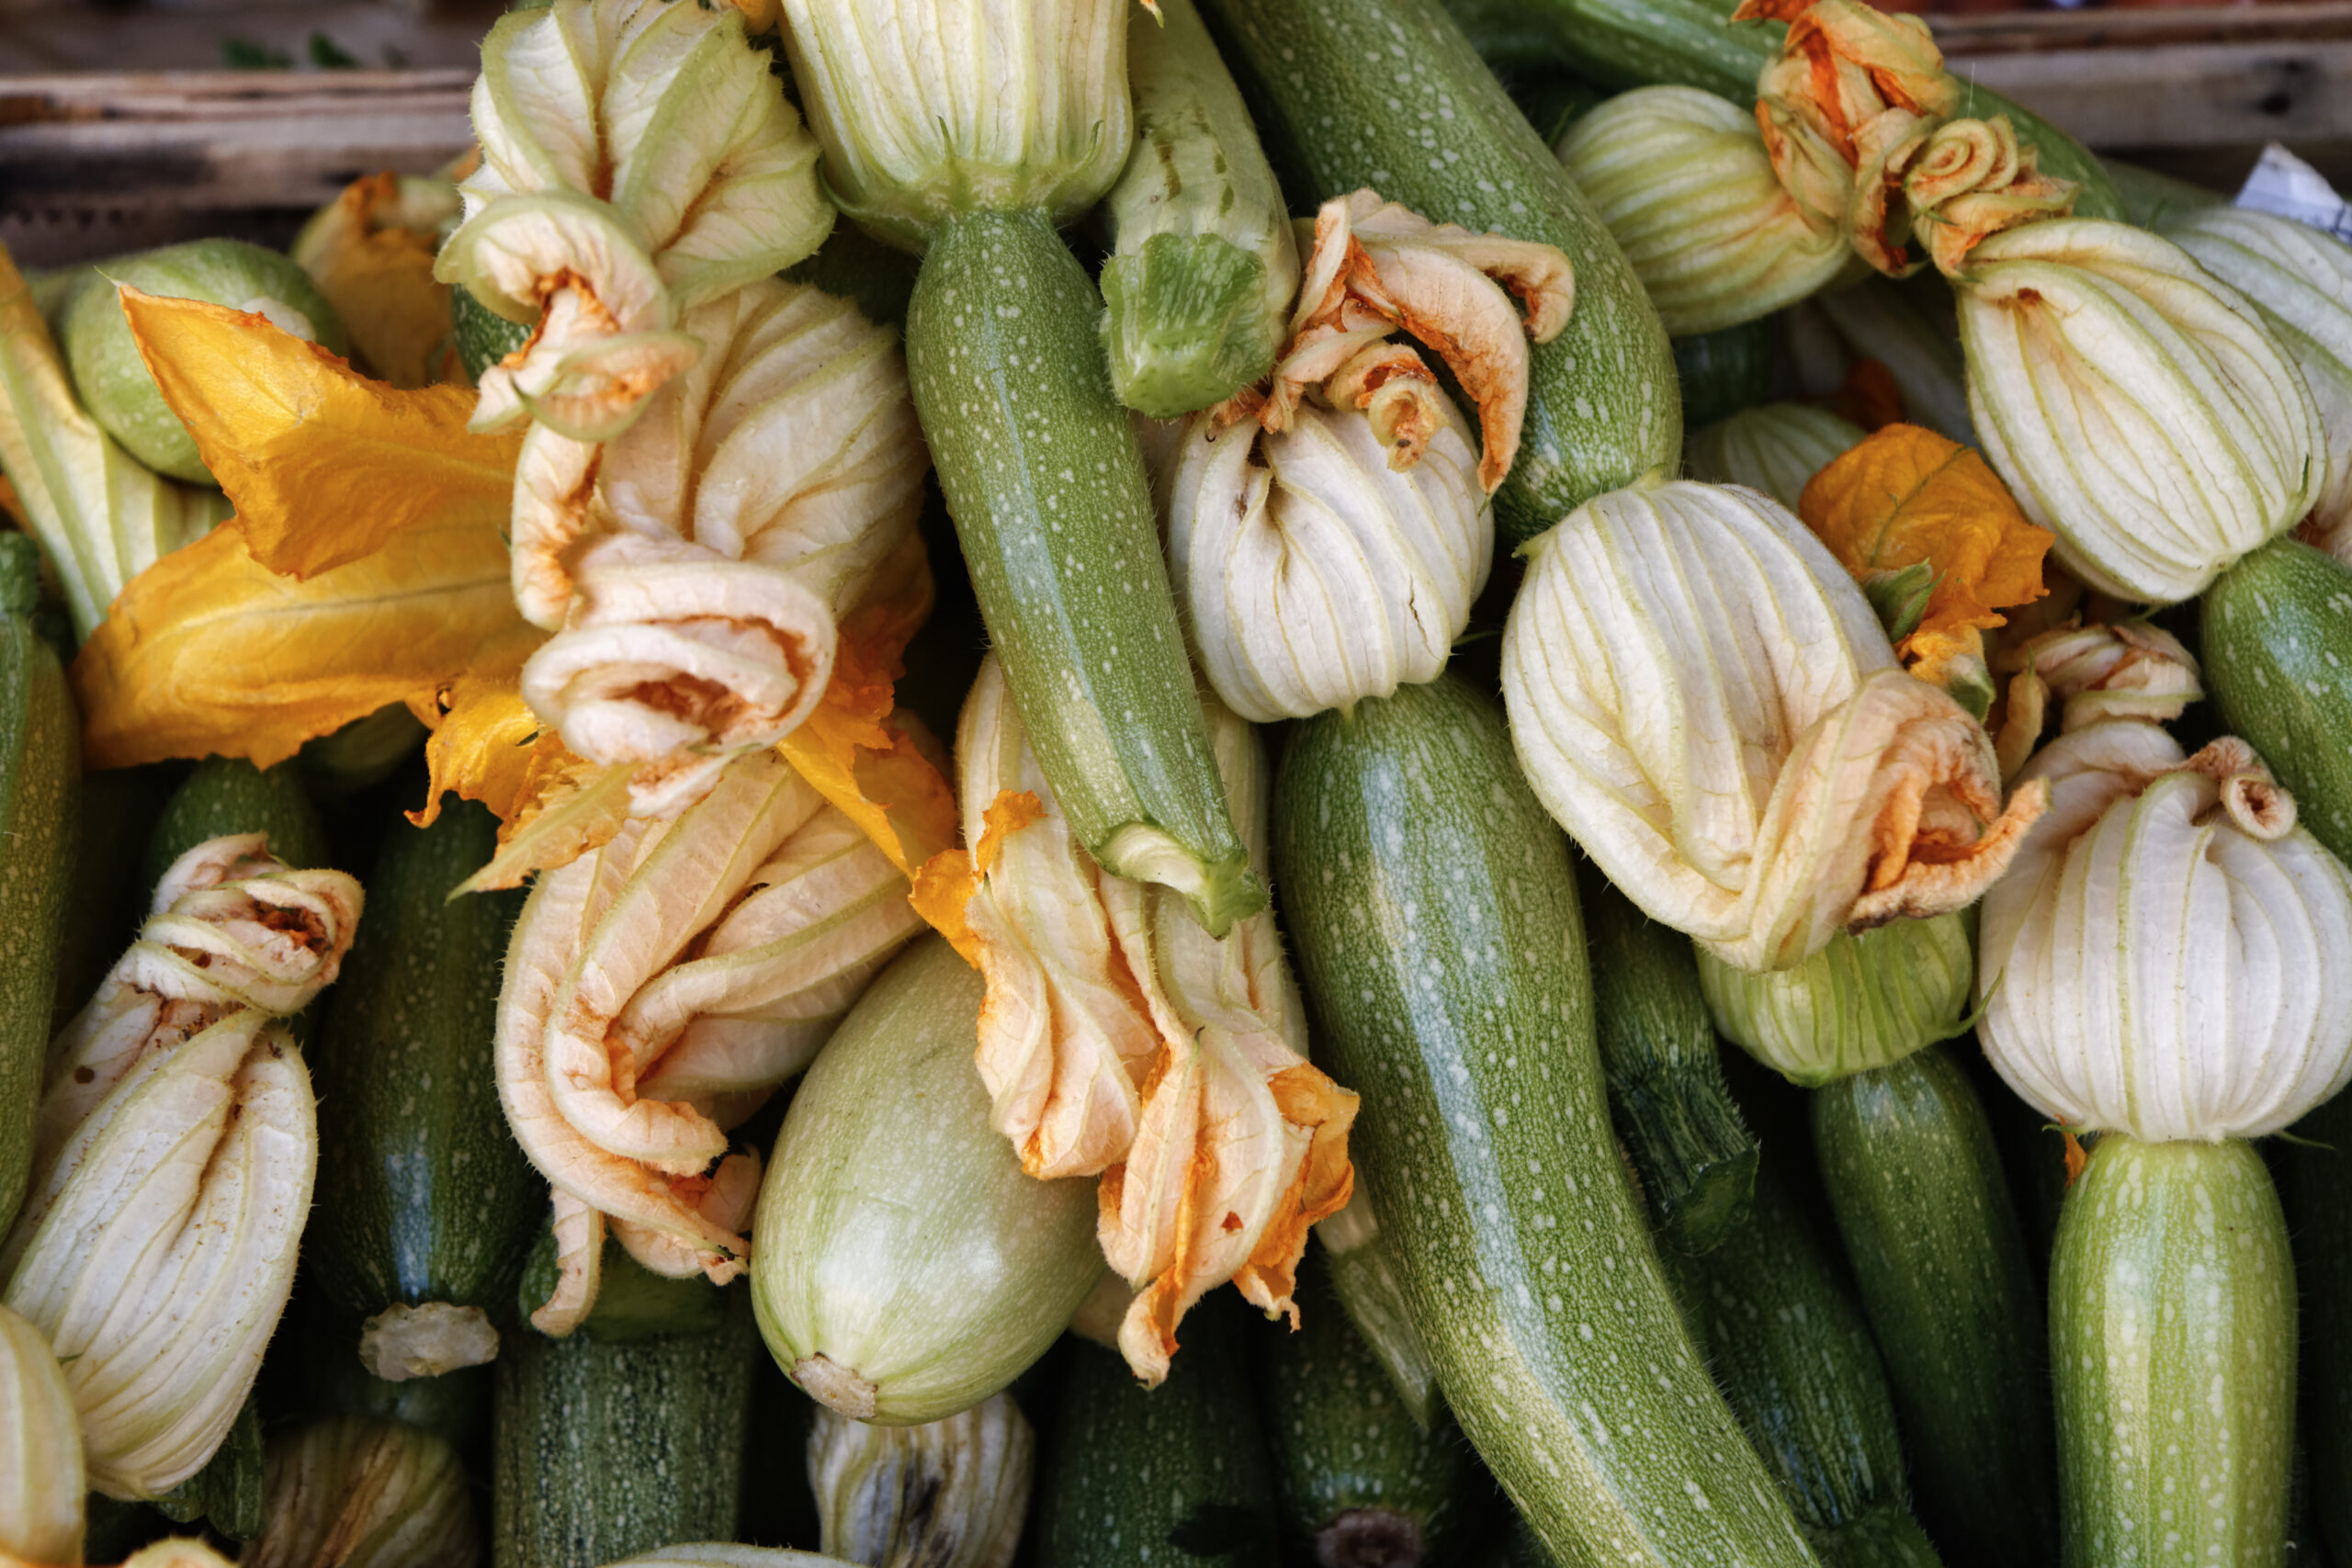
[1995,619,2202,774]
[613,1152,762,1281]
[1896,117,2078,278]
[527,1190,605,1337]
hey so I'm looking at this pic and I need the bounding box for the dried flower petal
[290,173,467,390]
[1993,619,2202,777]
[1894,118,2078,278]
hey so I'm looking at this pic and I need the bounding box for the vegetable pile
[2,0,2350,1564]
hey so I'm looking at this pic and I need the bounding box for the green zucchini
[2106,159,2226,231]
[1672,319,1779,430]
[1317,1196,1446,1430]
[2051,1134,2295,1568]
[1269,674,1815,1568]
[294,1302,493,1455]
[904,210,1261,933]
[751,937,1104,1426]
[0,534,77,1235]
[1099,0,1298,417]
[2204,536,2352,871]
[51,763,172,1032]
[783,224,922,333]
[520,1224,730,1346]
[154,1395,267,1543]
[452,282,530,387]
[309,800,538,1380]
[2278,1093,2352,1563]
[1258,1256,1478,1566]
[494,1291,760,1568]
[142,755,331,884]
[1582,865,1758,1254]
[1206,0,1683,547]
[1812,1046,2055,1567]
[1034,1300,1280,1568]
[1665,1156,1942,1568]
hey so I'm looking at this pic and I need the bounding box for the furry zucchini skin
[1270,674,1817,1568]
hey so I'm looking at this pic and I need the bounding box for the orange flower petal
[409,624,551,828]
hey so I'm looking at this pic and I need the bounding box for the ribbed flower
[1992,620,2202,778]
[775,0,1136,246]
[809,1392,1032,1568]
[1685,403,1865,512]
[439,0,833,439]
[243,1417,478,1568]
[2165,205,2352,548]
[0,1302,83,1564]
[1560,85,1849,336]
[929,654,1356,1382]
[1500,479,2044,972]
[509,278,927,807]
[1979,723,2352,1142]
[1958,219,2324,605]
[498,749,921,1323]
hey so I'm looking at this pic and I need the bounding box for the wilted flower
[243,1416,479,1568]
[808,1392,1031,1568]
[1958,219,2324,605]
[290,173,465,390]
[775,0,1136,245]
[1685,403,1865,513]
[1501,478,2043,972]
[1892,117,2076,280]
[1979,724,2352,1142]
[1992,619,2202,778]
[1698,911,1973,1084]
[1560,85,1849,336]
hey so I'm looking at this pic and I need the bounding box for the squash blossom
[1500,477,2043,973]
[496,749,922,1333]
[0,1301,84,1564]
[242,1417,477,1568]
[808,1392,1031,1568]
[437,0,833,443]
[1684,402,1865,513]
[1991,619,2202,779]
[289,173,466,391]
[1560,85,1849,337]
[1159,190,1570,723]
[0,837,362,1502]
[918,654,1357,1383]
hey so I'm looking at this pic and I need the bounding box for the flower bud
[442,0,833,436]
[1161,396,1491,722]
[2165,205,2352,548]
[1992,620,2201,777]
[1560,86,1849,337]
[0,1301,83,1563]
[243,1416,478,1568]
[1889,117,2076,280]
[1698,912,1972,1085]
[1501,479,2042,972]
[808,1392,1032,1568]
[1958,218,2324,604]
[1685,403,1866,513]
[1980,724,2352,1142]
[775,0,1132,246]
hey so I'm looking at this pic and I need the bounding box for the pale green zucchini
[1270,674,1816,1568]
[1317,1196,1446,1431]
[2204,536,2352,870]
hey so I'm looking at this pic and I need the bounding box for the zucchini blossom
[0,1301,84,1564]
[497,750,922,1331]
[1979,724,2352,1143]
[0,837,363,1501]
[243,1416,478,1568]
[939,654,1357,1383]
[808,1392,1032,1568]
[1500,478,2043,973]
[438,0,833,441]
[1684,402,1866,513]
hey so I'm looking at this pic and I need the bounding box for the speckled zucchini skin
[2204,536,2352,871]
[1270,674,1817,1568]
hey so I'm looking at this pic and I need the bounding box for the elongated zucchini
[2278,1092,2352,1563]
[1666,1157,1941,1568]
[905,211,1261,933]
[1317,1196,1446,1431]
[0,535,76,1234]
[1270,674,1815,1568]
[1812,1046,2054,1566]
[1672,318,1779,430]
[310,800,538,1380]
[51,763,171,1032]
[1099,0,1298,417]
[751,937,1104,1425]
[1582,865,1758,1253]
[494,1291,759,1568]
[154,1397,266,1544]
[142,755,331,883]
[1034,1300,1280,1568]
[2051,1134,2294,1567]
[1207,0,1681,547]
[2205,536,2352,871]
[1258,1257,1478,1566]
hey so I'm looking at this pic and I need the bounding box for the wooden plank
[1959,39,2352,150]
[1933,3,2352,57]
[0,2,497,75]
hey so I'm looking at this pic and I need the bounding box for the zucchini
[153,1397,266,1544]
[2050,1134,2294,1568]
[293,1302,494,1455]
[520,1221,731,1346]
[1665,1156,1942,1568]
[1317,1196,1446,1430]
[2283,1092,2352,1564]
[1099,0,1299,417]
[452,282,530,387]
[1812,1046,2055,1567]
[1206,0,1682,547]
[2204,536,2352,871]
[1672,318,1779,430]
[0,534,76,1234]
[1581,865,1758,1254]
[51,764,171,1032]
[309,799,539,1380]
[1269,674,1815,1568]
[1033,1300,1280,1568]
[494,1290,760,1568]
[1257,1256,1479,1566]
[751,937,1104,1425]
[904,209,1261,933]
[142,755,331,885]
